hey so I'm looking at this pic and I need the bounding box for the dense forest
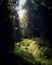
[0,0,52,65]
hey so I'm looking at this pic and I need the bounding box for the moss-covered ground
[14,38,52,65]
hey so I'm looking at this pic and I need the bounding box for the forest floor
[14,38,52,65]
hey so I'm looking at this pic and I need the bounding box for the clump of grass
[14,38,52,65]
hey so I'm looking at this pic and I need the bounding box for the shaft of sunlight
[15,0,27,20]
[18,9,27,20]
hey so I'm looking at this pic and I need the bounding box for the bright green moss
[14,38,52,65]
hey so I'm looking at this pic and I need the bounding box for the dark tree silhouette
[0,0,15,64]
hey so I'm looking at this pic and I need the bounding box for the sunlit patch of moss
[40,58,52,65]
[14,38,52,65]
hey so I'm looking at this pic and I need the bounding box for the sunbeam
[15,0,27,20]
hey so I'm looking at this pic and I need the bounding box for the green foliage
[14,38,52,65]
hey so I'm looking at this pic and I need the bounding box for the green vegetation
[14,38,52,65]
[0,0,52,65]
